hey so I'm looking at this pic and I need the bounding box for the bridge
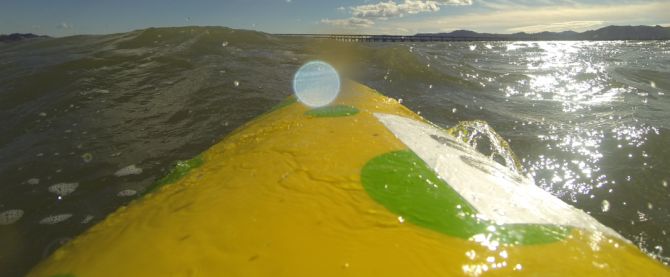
[274,34,507,42]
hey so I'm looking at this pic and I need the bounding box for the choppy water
[1,27,669,276]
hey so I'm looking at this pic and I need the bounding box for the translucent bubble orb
[293,61,340,107]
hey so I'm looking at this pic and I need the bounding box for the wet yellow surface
[29,81,668,276]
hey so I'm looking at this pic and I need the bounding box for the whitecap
[114,165,143,177]
[81,215,94,224]
[39,214,73,225]
[48,183,79,196]
[0,209,24,225]
[117,189,137,197]
[81,152,93,163]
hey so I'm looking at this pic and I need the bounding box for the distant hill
[417,25,670,40]
[0,33,49,43]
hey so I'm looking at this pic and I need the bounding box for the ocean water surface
[0,27,669,276]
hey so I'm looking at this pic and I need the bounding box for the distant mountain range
[3,25,670,43]
[417,25,670,40]
[0,33,49,43]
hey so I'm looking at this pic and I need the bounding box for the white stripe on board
[374,113,623,240]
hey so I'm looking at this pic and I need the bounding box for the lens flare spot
[293,61,340,107]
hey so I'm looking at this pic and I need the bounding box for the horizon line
[2,23,669,38]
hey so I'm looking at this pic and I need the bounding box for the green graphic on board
[361,150,570,245]
[305,105,359,117]
[145,155,205,195]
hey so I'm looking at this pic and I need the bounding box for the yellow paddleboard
[29,81,668,276]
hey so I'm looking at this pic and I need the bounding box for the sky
[1,0,669,37]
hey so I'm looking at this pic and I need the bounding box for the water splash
[601,200,610,212]
[447,120,523,174]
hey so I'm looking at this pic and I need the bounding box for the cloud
[388,1,670,34]
[323,0,471,28]
[57,22,73,29]
[320,18,375,28]
[322,0,667,34]
[478,0,549,11]
[437,0,473,5]
[351,1,440,19]
[351,0,472,19]
[507,21,605,33]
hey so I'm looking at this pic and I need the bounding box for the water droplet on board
[234,80,240,87]
[221,41,229,47]
[465,249,476,260]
